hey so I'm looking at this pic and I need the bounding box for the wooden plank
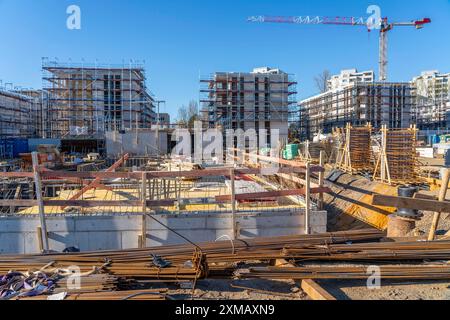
[36,227,44,253]
[37,168,306,179]
[215,187,331,202]
[372,194,450,213]
[305,163,311,235]
[0,200,39,207]
[40,167,112,191]
[61,154,129,209]
[230,169,237,240]
[429,168,450,241]
[9,185,22,214]
[275,258,336,300]
[1,199,176,208]
[276,173,320,189]
[0,172,34,178]
[301,279,337,301]
[0,167,314,180]
[318,151,325,210]
[141,172,147,248]
[32,152,49,252]
[228,148,325,172]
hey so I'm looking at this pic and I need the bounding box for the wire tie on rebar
[215,235,236,255]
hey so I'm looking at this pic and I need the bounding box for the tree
[314,70,331,93]
[288,123,301,143]
[187,100,199,128]
[177,105,189,127]
[177,100,200,128]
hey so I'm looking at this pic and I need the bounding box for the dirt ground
[319,279,450,300]
[156,275,450,301]
[165,278,308,300]
[312,167,450,300]
[145,259,450,300]
[155,165,450,301]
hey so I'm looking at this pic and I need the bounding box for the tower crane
[247,15,431,82]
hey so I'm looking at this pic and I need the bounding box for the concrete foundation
[0,209,327,254]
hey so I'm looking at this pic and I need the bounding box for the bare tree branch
[314,70,331,93]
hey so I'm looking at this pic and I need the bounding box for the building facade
[42,60,155,139]
[0,87,37,139]
[299,83,413,140]
[412,70,450,130]
[157,113,171,126]
[327,69,375,91]
[200,67,297,149]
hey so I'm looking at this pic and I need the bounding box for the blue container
[12,139,29,157]
[0,139,29,159]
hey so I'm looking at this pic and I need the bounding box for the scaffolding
[413,95,450,130]
[299,83,413,140]
[200,71,297,135]
[0,86,35,139]
[42,59,155,139]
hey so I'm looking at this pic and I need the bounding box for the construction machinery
[247,15,431,81]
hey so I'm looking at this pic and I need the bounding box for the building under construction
[200,67,297,148]
[412,70,450,131]
[0,86,38,139]
[42,60,156,140]
[299,82,413,140]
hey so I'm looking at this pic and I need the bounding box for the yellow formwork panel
[344,183,398,230]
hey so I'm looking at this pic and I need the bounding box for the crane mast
[248,15,431,82]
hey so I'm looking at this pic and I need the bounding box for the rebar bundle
[240,265,450,280]
[385,128,417,183]
[335,124,373,173]
[349,126,372,172]
[0,229,384,278]
[374,125,419,185]
[282,240,450,262]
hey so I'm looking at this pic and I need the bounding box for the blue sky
[0,0,449,120]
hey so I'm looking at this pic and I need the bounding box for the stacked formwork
[299,83,413,140]
[200,68,297,148]
[42,60,155,139]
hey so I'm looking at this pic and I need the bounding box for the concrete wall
[0,209,326,254]
[105,130,168,157]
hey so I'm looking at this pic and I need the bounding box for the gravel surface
[319,279,450,300]
[162,279,308,300]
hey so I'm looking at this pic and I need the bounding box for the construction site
[2,4,450,304]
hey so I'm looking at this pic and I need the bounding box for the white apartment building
[327,69,375,91]
[412,70,450,130]
[412,70,450,101]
